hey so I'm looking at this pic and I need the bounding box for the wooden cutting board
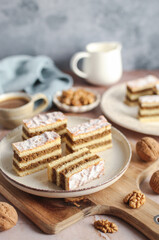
[0,144,159,240]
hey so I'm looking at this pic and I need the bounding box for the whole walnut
[0,202,18,231]
[136,137,159,162]
[149,170,159,194]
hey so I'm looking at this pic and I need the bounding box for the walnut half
[94,219,118,233]
[0,202,18,231]
[123,190,146,209]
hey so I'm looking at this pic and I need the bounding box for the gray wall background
[0,0,159,70]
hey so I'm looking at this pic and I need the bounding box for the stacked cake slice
[138,95,159,122]
[48,148,104,190]
[65,116,112,153]
[12,131,61,176]
[125,75,159,106]
[22,112,67,140]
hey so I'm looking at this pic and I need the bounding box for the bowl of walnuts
[53,87,100,112]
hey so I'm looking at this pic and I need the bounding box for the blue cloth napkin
[0,55,73,108]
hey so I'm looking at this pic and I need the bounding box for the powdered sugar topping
[68,160,104,190]
[67,116,110,136]
[139,95,159,104]
[13,131,60,152]
[127,75,158,89]
[23,112,66,129]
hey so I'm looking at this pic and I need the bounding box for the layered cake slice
[138,95,159,122]
[125,75,159,106]
[22,112,67,140]
[12,131,61,176]
[48,148,104,190]
[65,116,112,153]
[154,84,159,95]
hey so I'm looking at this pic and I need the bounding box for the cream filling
[68,160,104,190]
[139,116,159,122]
[13,163,48,177]
[139,109,159,115]
[24,119,67,133]
[13,139,61,157]
[139,102,159,107]
[67,126,111,140]
[13,149,61,168]
[65,134,112,150]
[126,89,153,100]
[90,143,112,153]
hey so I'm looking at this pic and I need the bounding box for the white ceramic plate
[0,116,131,198]
[53,87,100,112]
[101,83,159,136]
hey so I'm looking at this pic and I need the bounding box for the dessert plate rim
[101,83,159,136]
[0,116,132,198]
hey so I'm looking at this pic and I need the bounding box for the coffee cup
[0,92,49,129]
[70,42,122,86]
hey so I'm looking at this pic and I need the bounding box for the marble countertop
[1,70,159,240]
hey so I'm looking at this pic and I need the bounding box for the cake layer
[65,130,111,145]
[13,163,49,177]
[139,105,159,109]
[139,109,159,116]
[67,116,111,139]
[126,89,153,101]
[66,140,112,153]
[48,148,90,182]
[65,134,112,151]
[13,149,61,168]
[138,116,159,122]
[13,154,61,171]
[124,98,138,106]
[127,87,153,94]
[89,143,112,153]
[126,75,159,92]
[14,144,61,162]
[23,112,67,133]
[12,131,60,157]
[22,124,66,137]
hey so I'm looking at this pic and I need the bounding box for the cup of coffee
[0,92,49,129]
[70,42,122,86]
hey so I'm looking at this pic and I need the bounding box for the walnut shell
[149,170,159,194]
[0,202,18,231]
[136,137,159,162]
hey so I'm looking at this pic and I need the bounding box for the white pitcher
[70,42,122,86]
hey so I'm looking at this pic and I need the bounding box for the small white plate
[101,83,159,136]
[53,87,100,112]
[0,116,131,198]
